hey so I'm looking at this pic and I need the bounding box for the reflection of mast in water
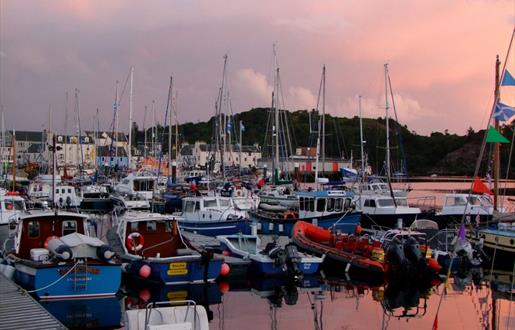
[306,290,325,330]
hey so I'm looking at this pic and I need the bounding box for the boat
[471,218,515,269]
[292,221,387,275]
[125,300,209,330]
[217,233,323,277]
[113,172,157,201]
[258,185,298,208]
[249,190,361,236]
[432,193,495,228]
[0,192,27,246]
[356,194,423,229]
[4,211,121,300]
[107,212,225,285]
[177,195,251,236]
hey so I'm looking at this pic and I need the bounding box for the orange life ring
[126,232,145,252]
[44,235,60,248]
[283,210,297,220]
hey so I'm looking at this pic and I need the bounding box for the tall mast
[494,55,501,211]
[64,91,68,168]
[143,105,147,159]
[167,76,173,180]
[274,68,280,183]
[384,63,391,182]
[152,100,156,159]
[1,108,5,180]
[128,66,134,170]
[359,95,365,182]
[11,129,15,191]
[321,65,326,176]
[114,80,119,160]
[219,55,228,179]
[95,108,99,170]
[174,92,179,162]
[75,88,84,174]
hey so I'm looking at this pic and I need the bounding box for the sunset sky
[0,0,513,135]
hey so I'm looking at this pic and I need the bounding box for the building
[180,141,262,170]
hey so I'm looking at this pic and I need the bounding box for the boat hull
[14,260,121,300]
[178,219,251,236]
[249,211,361,236]
[124,255,223,285]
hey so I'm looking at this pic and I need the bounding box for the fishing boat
[5,211,121,300]
[249,190,361,236]
[107,212,225,285]
[356,194,423,229]
[471,219,515,269]
[432,193,495,228]
[113,172,157,201]
[292,221,387,275]
[217,233,323,277]
[177,195,251,236]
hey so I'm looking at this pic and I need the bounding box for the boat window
[446,196,466,206]
[146,221,157,231]
[62,220,77,235]
[165,221,172,232]
[219,199,230,207]
[28,221,40,238]
[204,199,217,208]
[334,198,343,212]
[299,197,305,211]
[135,180,154,192]
[467,197,481,205]
[377,199,395,207]
[122,179,130,185]
[130,222,139,232]
[195,201,201,211]
[364,199,376,207]
[396,199,408,207]
[327,198,335,212]
[344,198,352,209]
[184,201,195,212]
[316,198,326,212]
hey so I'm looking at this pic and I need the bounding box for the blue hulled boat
[107,212,224,285]
[177,195,252,236]
[218,234,323,276]
[6,211,121,300]
[249,190,361,236]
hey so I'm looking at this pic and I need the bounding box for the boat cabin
[297,190,354,218]
[114,173,157,200]
[0,194,26,225]
[440,193,494,215]
[359,196,420,215]
[14,212,88,259]
[181,196,246,221]
[117,213,186,258]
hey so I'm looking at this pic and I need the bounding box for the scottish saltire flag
[240,121,245,132]
[493,102,515,121]
[501,69,515,86]
[226,118,232,130]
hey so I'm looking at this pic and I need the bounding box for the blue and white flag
[501,69,515,86]
[226,118,232,130]
[494,101,515,121]
[240,121,245,132]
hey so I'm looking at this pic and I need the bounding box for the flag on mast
[501,69,515,86]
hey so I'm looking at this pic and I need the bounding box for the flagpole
[239,120,242,177]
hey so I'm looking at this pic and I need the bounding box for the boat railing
[145,299,199,329]
[408,195,436,212]
[425,229,457,253]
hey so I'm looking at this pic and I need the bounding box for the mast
[128,66,134,170]
[143,105,147,159]
[114,80,119,160]
[64,92,68,169]
[359,95,365,182]
[239,120,242,177]
[95,108,99,170]
[75,89,84,175]
[174,92,179,164]
[11,129,15,192]
[167,76,173,181]
[494,55,501,211]
[384,63,391,182]
[321,65,326,176]
[152,100,156,160]
[274,68,280,183]
[1,108,5,181]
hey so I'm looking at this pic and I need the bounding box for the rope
[27,260,80,293]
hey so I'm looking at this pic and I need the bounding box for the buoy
[139,264,152,278]
[139,288,151,302]
[220,263,230,276]
[222,250,230,256]
[218,281,230,294]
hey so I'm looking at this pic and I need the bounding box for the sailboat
[469,28,515,270]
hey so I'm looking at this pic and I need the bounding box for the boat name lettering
[167,262,188,276]
[59,266,100,276]
[166,290,188,300]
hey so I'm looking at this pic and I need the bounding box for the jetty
[0,273,66,330]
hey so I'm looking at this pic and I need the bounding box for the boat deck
[0,273,66,330]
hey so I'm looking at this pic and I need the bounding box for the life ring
[44,235,60,249]
[235,189,243,197]
[283,210,297,220]
[126,232,145,252]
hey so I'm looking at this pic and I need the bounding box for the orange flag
[472,176,493,195]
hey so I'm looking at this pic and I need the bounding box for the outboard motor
[283,283,299,305]
[284,244,301,278]
[97,244,116,261]
[47,238,73,261]
[403,236,426,271]
[386,238,406,269]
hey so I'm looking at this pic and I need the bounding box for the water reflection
[38,267,514,330]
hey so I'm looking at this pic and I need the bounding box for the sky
[0,0,514,136]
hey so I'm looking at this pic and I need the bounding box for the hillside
[132,108,514,177]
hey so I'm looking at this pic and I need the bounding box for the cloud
[287,86,317,110]
[234,68,272,105]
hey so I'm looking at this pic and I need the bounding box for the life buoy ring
[235,189,243,197]
[283,210,297,220]
[44,235,60,248]
[126,232,145,252]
